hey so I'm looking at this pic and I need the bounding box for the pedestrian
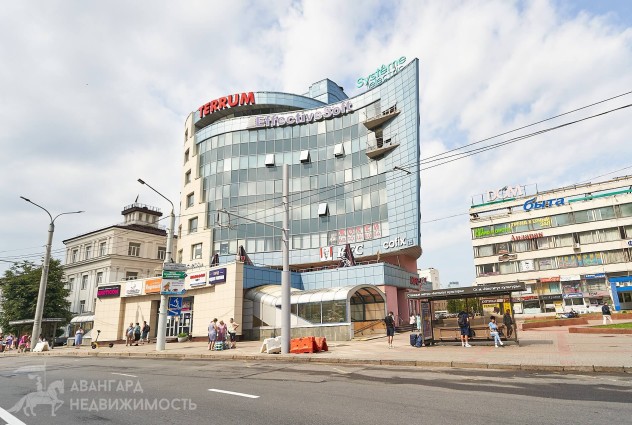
[125,322,134,346]
[133,323,141,346]
[488,315,504,348]
[208,318,218,350]
[6,334,13,351]
[384,311,395,348]
[18,335,27,353]
[503,309,514,339]
[602,302,613,325]
[75,327,84,349]
[409,314,416,331]
[141,321,150,344]
[416,313,422,332]
[217,320,227,348]
[457,310,472,347]
[228,318,239,348]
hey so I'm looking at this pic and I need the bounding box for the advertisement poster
[373,222,382,238]
[355,226,364,242]
[320,246,333,261]
[338,229,347,244]
[189,272,207,287]
[364,224,373,240]
[520,260,535,272]
[346,227,356,243]
[145,278,162,294]
[208,268,227,284]
[421,302,433,341]
[161,279,185,295]
[329,231,338,245]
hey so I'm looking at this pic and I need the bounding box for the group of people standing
[125,321,151,346]
[0,333,31,353]
[208,318,239,350]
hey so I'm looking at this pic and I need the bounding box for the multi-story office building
[92,58,423,341]
[63,203,170,332]
[470,177,632,313]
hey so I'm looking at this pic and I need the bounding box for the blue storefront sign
[583,273,605,280]
[208,268,227,285]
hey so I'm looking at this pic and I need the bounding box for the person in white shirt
[228,318,239,349]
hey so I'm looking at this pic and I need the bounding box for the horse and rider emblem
[8,375,64,417]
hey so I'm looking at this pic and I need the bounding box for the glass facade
[192,60,421,268]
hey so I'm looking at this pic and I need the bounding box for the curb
[16,350,630,374]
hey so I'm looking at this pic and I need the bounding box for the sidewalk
[4,321,631,373]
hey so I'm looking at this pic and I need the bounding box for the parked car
[53,336,68,347]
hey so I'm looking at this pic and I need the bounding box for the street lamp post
[138,179,175,352]
[20,196,84,344]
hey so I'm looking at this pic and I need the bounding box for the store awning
[70,314,95,324]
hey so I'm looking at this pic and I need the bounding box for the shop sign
[521,295,539,300]
[209,268,227,284]
[198,92,255,118]
[356,56,407,89]
[520,260,535,271]
[337,244,363,258]
[254,101,352,128]
[523,197,565,211]
[563,293,584,299]
[498,253,517,262]
[97,285,121,298]
[540,277,560,283]
[486,185,524,202]
[189,272,207,287]
[540,294,563,301]
[124,280,142,297]
[511,232,543,241]
[583,273,606,280]
[560,275,581,282]
[382,236,413,250]
[588,291,610,297]
[407,283,526,299]
[144,278,162,294]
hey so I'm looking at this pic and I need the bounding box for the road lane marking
[208,389,260,399]
[111,373,138,378]
[0,407,28,425]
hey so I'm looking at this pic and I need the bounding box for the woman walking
[75,327,84,349]
[208,318,218,350]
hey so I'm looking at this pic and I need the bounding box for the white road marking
[208,389,260,399]
[0,406,28,425]
[111,372,138,378]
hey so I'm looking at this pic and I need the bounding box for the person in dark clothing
[503,309,514,339]
[602,302,613,325]
[384,311,395,349]
[457,310,471,347]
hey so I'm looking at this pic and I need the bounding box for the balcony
[363,105,400,130]
[366,135,399,159]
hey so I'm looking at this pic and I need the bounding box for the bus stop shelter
[406,283,526,345]
[8,318,65,348]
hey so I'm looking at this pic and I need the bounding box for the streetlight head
[137,179,146,185]
[20,196,31,202]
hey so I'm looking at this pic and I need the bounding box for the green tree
[0,259,71,335]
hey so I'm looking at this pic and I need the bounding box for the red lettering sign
[198,92,256,118]
[511,232,544,241]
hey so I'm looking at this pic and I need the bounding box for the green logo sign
[357,56,406,90]
[162,270,187,279]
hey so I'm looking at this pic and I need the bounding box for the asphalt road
[0,357,630,425]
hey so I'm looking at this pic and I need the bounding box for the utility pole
[138,179,175,352]
[20,196,84,344]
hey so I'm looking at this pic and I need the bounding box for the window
[512,240,532,253]
[85,245,92,260]
[128,242,141,257]
[499,261,517,274]
[96,272,103,285]
[68,277,74,292]
[474,245,494,257]
[189,217,198,234]
[555,234,574,248]
[594,206,615,220]
[177,249,183,263]
[476,263,497,277]
[99,242,107,256]
[186,193,194,208]
[125,272,138,280]
[79,300,86,314]
[185,170,191,184]
[81,275,88,290]
[573,209,594,224]
[604,250,626,264]
[71,249,78,263]
[537,258,555,270]
[578,230,597,244]
[620,203,632,217]
[184,148,190,164]
[551,213,571,227]
[192,243,202,260]
[158,247,166,260]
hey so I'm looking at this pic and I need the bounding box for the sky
[1,0,632,287]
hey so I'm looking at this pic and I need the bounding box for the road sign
[161,279,185,295]
[163,263,187,271]
[162,270,187,279]
[167,297,182,316]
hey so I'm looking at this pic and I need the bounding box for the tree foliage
[0,259,71,334]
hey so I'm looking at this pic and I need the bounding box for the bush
[177,332,188,338]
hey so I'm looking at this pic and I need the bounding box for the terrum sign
[198,92,255,118]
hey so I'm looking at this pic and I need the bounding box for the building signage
[563,292,584,299]
[189,272,207,287]
[499,253,518,262]
[523,197,565,211]
[520,260,535,271]
[124,280,142,297]
[583,273,605,280]
[382,236,414,250]
[254,101,353,128]
[540,294,563,301]
[208,268,227,284]
[167,297,182,317]
[560,275,581,282]
[145,278,162,294]
[161,263,187,295]
[97,285,121,298]
[406,283,526,300]
[320,246,333,262]
[511,232,543,241]
[540,277,560,283]
[356,56,407,89]
[198,92,255,118]
[337,244,363,258]
[410,276,420,286]
[486,185,524,202]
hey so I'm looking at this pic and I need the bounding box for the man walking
[458,310,471,347]
[384,311,396,349]
[602,302,613,325]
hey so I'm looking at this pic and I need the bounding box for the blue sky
[1,0,632,288]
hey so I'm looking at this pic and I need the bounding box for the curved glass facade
[188,61,421,269]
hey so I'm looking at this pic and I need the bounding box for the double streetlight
[137,178,175,352]
[20,196,84,344]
